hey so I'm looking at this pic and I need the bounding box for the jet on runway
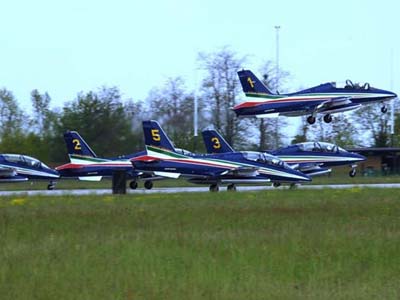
[131,120,310,192]
[56,131,160,190]
[202,130,366,184]
[0,154,59,189]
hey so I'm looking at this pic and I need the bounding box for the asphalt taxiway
[1,183,400,197]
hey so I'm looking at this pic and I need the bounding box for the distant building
[349,147,400,176]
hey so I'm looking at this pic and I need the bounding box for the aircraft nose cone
[297,171,312,182]
[355,153,366,162]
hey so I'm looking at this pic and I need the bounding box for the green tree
[198,47,246,149]
[353,104,392,147]
[53,86,138,162]
[147,77,201,150]
[0,88,26,154]
[254,61,290,150]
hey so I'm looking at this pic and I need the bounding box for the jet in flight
[235,69,397,124]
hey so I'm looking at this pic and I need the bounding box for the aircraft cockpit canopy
[175,148,194,156]
[343,79,370,90]
[298,142,346,153]
[2,154,50,169]
[243,151,288,168]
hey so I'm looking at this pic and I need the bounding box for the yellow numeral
[151,129,161,141]
[247,77,255,88]
[211,137,221,149]
[72,139,81,150]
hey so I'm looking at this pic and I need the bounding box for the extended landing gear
[323,114,332,123]
[227,184,237,191]
[273,182,281,188]
[144,180,153,190]
[349,168,357,177]
[381,105,388,114]
[209,184,219,192]
[47,181,56,190]
[129,181,138,189]
[307,115,316,125]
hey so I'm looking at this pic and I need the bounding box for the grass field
[1,189,400,299]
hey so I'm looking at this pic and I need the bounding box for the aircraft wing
[299,165,332,177]
[0,166,28,182]
[224,166,260,177]
[314,97,358,114]
[0,166,18,177]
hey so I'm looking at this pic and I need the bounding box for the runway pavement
[1,183,400,197]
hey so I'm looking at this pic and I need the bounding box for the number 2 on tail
[72,139,81,150]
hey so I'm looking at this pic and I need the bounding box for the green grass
[1,189,400,299]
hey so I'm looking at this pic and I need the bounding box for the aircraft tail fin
[202,130,235,154]
[142,120,176,152]
[237,69,273,95]
[64,131,97,158]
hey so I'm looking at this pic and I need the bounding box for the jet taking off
[131,120,310,192]
[235,70,397,124]
[202,130,365,183]
[0,154,59,189]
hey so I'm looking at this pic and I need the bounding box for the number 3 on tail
[211,137,221,149]
[151,129,161,141]
[72,139,81,150]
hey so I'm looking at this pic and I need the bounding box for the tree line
[1,48,399,165]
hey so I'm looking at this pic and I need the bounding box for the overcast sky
[1,0,399,110]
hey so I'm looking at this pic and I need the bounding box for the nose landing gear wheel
[349,169,356,177]
[227,184,236,191]
[209,184,219,192]
[381,106,388,113]
[273,182,281,188]
[129,181,138,189]
[323,114,332,123]
[307,116,316,125]
[144,180,153,190]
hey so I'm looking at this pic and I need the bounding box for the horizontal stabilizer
[78,176,103,181]
[153,171,181,179]
[256,113,280,118]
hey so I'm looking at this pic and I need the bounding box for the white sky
[0,0,399,111]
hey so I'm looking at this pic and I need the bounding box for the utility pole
[194,70,198,137]
[390,49,395,146]
[275,25,280,91]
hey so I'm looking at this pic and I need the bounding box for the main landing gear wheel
[307,115,316,125]
[349,169,356,177]
[227,184,236,191]
[129,181,138,189]
[273,182,281,188]
[323,114,332,123]
[209,184,219,192]
[144,180,153,190]
[381,106,388,113]
[47,181,56,190]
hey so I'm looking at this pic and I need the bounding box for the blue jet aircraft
[202,130,366,185]
[0,154,59,189]
[131,120,311,192]
[56,131,160,189]
[235,69,397,124]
